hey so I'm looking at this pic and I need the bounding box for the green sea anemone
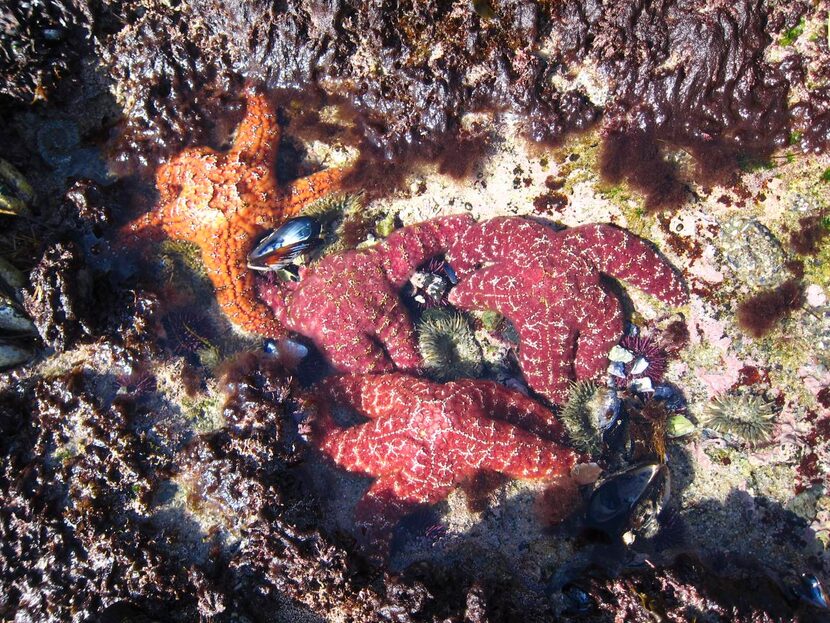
[417,310,483,381]
[702,393,777,446]
[301,192,373,254]
[558,380,617,455]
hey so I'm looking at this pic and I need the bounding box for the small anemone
[702,393,777,446]
[301,192,369,254]
[417,310,483,382]
[558,381,617,455]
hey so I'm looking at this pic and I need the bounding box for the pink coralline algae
[447,217,688,404]
[303,372,579,559]
[257,215,473,372]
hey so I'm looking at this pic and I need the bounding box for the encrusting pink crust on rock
[446,217,688,404]
[303,372,579,559]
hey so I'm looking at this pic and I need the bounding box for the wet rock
[23,240,92,352]
[0,370,199,622]
[718,217,789,288]
[35,118,111,184]
[552,554,801,621]
[100,0,596,173]
[0,0,93,102]
[101,0,830,209]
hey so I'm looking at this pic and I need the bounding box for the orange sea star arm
[278,167,351,217]
[228,90,282,166]
[203,232,288,337]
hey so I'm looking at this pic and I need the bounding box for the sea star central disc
[304,373,579,559]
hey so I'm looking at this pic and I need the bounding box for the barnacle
[417,309,483,382]
[702,393,777,446]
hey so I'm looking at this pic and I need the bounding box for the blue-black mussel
[247,216,322,272]
[585,462,670,544]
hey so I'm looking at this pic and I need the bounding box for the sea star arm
[228,90,281,166]
[312,281,422,373]
[309,373,430,420]
[449,379,567,441]
[516,308,578,405]
[446,263,526,311]
[380,215,475,287]
[372,297,423,371]
[447,216,559,279]
[448,265,579,404]
[354,472,451,560]
[324,326,400,373]
[556,224,688,306]
[467,418,578,480]
[572,284,625,380]
[278,167,352,218]
[205,234,289,337]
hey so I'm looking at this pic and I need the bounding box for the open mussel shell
[247,216,322,271]
[585,462,670,542]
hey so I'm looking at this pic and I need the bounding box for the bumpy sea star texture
[305,372,579,559]
[124,89,346,336]
[447,217,688,404]
[257,214,473,372]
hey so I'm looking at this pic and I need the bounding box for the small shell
[608,361,626,378]
[264,337,309,368]
[797,574,828,610]
[630,376,654,392]
[0,295,36,334]
[608,345,635,363]
[630,356,649,375]
[666,414,695,438]
[0,257,25,290]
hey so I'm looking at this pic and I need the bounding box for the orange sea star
[124,89,347,336]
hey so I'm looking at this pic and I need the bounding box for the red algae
[789,214,828,256]
[736,279,805,338]
[93,0,830,208]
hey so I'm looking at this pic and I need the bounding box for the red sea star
[257,215,473,372]
[303,372,578,559]
[124,88,347,336]
[447,217,688,404]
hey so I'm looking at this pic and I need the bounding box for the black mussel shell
[796,574,829,610]
[561,582,593,614]
[247,216,322,271]
[586,462,670,540]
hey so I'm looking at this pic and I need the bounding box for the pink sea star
[303,372,579,559]
[447,217,688,404]
[257,215,473,372]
